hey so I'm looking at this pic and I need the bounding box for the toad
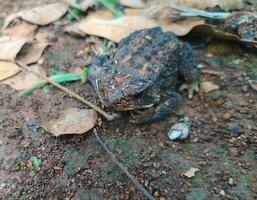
[88,27,199,123]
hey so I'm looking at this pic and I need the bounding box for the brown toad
[88,27,199,123]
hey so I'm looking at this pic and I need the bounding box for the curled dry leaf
[0,36,29,62]
[1,64,46,90]
[201,81,219,93]
[190,24,257,46]
[3,3,68,28]
[3,20,37,37]
[43,108,98,136]
[0,62,21,81]
[17,42,50,65]
[148,0,243,10]
[183,167,199,178]
[162,18,205,36]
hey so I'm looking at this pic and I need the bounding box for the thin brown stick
[16,61,118,121]
[94,132,156,200]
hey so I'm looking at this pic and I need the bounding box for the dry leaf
[65,8,143,37]
[0,36,29,61]
[162,18,204,36]
[63,0,98,11]
[78,15,158,42]
[248,80,257,91]
[43,108,98,136]
[201,81,219,93]
[3,3,68,28]
[191,24,257,47]
[65,24,86,37]
[2,64,46,90]
[3,20,37,37]
[0,62,21,81]
[120,0,145,8]
[17,42,50,65]
[150,0,243,10]
[35,30,50,43]
[183,167,199,178]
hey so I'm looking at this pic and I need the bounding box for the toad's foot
[179,81,199,99]
[130,93,181,123]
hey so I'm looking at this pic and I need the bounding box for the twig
[16,61,118,121]
[94,131,156,200]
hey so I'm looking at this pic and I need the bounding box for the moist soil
[0,1,257,200]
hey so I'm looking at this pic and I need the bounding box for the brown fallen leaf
[78,15,158,42]
[183,167,199,178]
[0,61,21,81]
[191,24,257,46]
[35,30,50,43]
[17,42,50,65]
[3,20,37,37]
[65,23,86,37]
[248,80,257,91]
[1,64,46,90]
[120,0,145,8]
[0,36,29,61]
[201,81,219,93]
[65,8,142,37]
[63,0,98,11]
[43,108,98,136]
[162,17,205,36]
[3,3,68,28]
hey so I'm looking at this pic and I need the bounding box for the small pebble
[220,190,225,196]
[223,112,231,120]
[228,177,233,185]
[37,58,44,65]
[168,118,190,141]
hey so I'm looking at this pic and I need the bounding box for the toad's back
[98,27,183,103]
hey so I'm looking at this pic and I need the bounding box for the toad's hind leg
[178,42,200,98]
[130,92,181,123]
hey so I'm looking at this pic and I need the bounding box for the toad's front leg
[130,92,181,123]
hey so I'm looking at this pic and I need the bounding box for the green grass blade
[19,73,83,96]
[98,0,124,18]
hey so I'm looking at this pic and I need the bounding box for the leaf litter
[0,62,21,81]
[1,64,46,90]
[3,20,37,37]
[183,167,199,178]
[17,41,50,65]
[3,3,68,28]
[0,36,30,62]
[43,108,98,136]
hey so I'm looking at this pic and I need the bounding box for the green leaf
[66,7,82,21]
[98,0,124,18]
[31,156,40,170]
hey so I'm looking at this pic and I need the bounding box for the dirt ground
[0,1,257,200]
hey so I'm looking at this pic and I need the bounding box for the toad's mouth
[112,102,155,111]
